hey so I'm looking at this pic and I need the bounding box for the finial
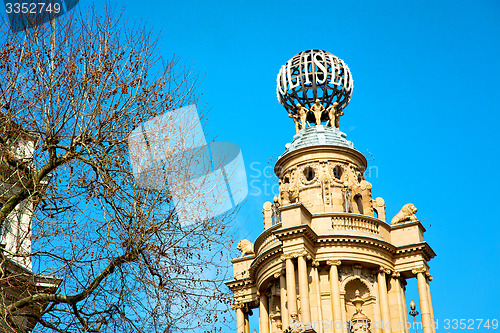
[277,50,353,130]
[410,299,416,311]
[352,289,364,314]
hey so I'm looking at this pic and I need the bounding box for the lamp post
[409,299,420,333]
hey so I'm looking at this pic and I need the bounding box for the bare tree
[0,4,236,332]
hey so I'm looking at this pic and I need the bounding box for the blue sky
[59,0,500,331]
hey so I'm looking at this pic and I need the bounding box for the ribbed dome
[281,125,355,156]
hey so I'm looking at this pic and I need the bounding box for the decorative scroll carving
[232,302,245,310]
[280,250,309,261]
[412,267,427,275]
[273,270,285,279]
[379,267,392,275]
[326,259,341,266]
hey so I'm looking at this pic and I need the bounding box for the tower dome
[227,50,437,333]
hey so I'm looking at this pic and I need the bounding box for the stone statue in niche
[279,169,298,204]
[286,184,299,203]
[391,203,418,225]
[271,195,281,224]
[270,305,282,330]
[342,183,353,213]
[311,98,325,125]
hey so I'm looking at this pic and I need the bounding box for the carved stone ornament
[326,259,341,266]
[237,239,255,257]
[274,270,285,279]
[331,163,344,183]
[360,268,375,283]
[281,250,309,261]
[339,265,353,277]
[412,267,428,275]
[299,164,319,185]
[391,203,418,225]
[232,302,245,310]
[379,267,392,275]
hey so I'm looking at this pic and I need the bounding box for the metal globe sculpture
[277,50,353,130]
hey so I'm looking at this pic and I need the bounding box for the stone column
[378,268,392,333]
[276,270,289,330]
[312,260,324,333]
[259,293,270,333]
[244,311,249,333]
[298,254,312,325]
[285,257,298,322]
[401,282,410,333]
[235,303,245,333]
[426,274,436,333]
[392,272,406,333]
[413,268,432,333]
[372,272,383,333]
[327,260,343,333]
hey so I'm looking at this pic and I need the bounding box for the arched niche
[341,276,376,325]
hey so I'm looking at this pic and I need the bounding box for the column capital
[426,273,433,281]
[391,271,401,279]
[412,267,428,275]
[273,270,285,278]
[232,302,245,310]
[311,260,320,267]
[327,259,341,266]
[379,266,391,275]
[280,250,308,261]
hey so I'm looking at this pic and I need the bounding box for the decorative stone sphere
[276,50,353,119]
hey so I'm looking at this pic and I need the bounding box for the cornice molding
[273,224,318,243]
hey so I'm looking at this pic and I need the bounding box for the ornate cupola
[226,50,437,333]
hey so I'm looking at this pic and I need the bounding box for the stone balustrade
[331,213,381,235]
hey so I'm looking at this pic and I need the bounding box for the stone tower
[226,50,436,333]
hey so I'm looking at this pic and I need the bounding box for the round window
[303,166,315,181]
